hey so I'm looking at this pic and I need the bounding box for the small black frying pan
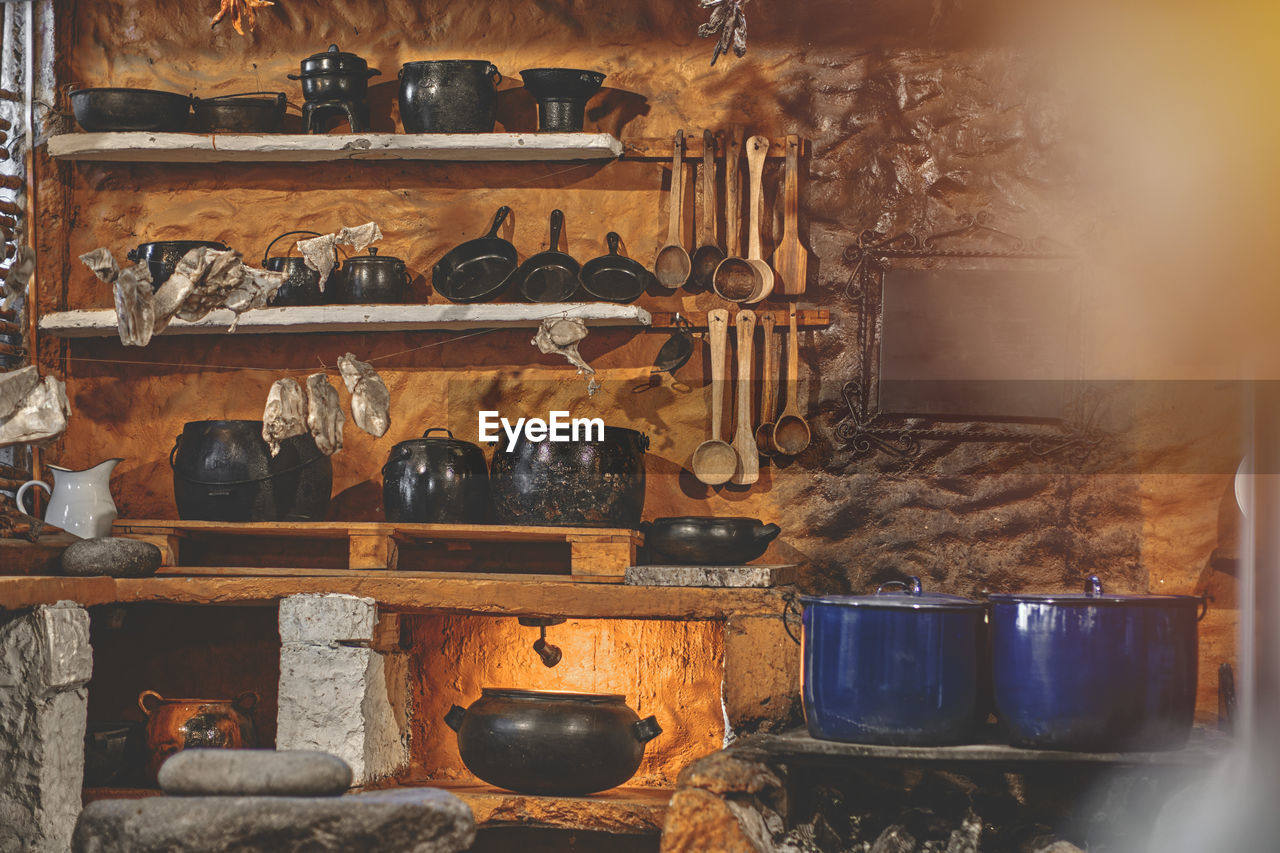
[515,209,582,302]
[432,206,519,303]
[580,232,653,303]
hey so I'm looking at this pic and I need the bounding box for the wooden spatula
[772,134,808,296]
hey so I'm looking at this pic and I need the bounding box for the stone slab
[279,593,377,644]
[72,787,476,853]
[158,749,352,797]
[61,537,162,578]
[624,564,799,588]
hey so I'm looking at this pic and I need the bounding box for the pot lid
[391,428,480,451]
[343,247,404,266]
[481,688,626,704]
[988,574,1204,608]
[299,44,370,75]
[801,576,984,611]
[651,516,764,525]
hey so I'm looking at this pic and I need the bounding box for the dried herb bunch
[698,0,749,66]
[211,0,275,35]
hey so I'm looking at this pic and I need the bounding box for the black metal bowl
[192,92,287,133]
[518,69,606,132]
[642,516,781,565]
[70,87,192,133]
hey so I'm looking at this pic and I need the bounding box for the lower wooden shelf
[82,782,671,835]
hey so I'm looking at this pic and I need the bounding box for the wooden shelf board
[115,519,641,542]
[83,782,670,835]
[1,572,783,619]
[48,132,624,163]
[39,302,653,339]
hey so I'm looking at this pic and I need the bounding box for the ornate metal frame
[838,213,1104,460]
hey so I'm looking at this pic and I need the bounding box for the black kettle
[262,230,337,307]
[382,428,490,524]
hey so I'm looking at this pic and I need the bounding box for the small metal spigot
[518,616,566,668]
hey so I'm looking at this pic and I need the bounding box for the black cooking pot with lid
[382,428,490,524]
[262,230,336,307]
[127,240,229,290]
[288,44,381,103]
[333,247,410,304]
[989,574,1206,751]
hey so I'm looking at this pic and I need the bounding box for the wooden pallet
[112,520,642,581]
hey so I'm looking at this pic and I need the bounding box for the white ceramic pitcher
[16,458,122,539]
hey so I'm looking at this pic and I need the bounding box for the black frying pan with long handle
[579,232,652,303]
[515,209,582,302]
[432,206,519,303]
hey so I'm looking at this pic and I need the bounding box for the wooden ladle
[690,129,726,291]
[654,129,691,289]
[754,312,778,457]
[772,303,811,456]
[731,309,760,485]
[743,135,775,303]
[712,126,758,303]
[690,308,736,486]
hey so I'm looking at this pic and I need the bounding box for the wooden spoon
[690,129,726,292]
[754,312,778,457]
[690,309,736,486]
[772,303,811,456]
[654,129,691,289]
[731,309,759,485]
[744,135,775,304]
[712,125,759,303]
[771,134,808,295]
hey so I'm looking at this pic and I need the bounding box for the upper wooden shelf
[47,132,625,163]
[38,303,653,338]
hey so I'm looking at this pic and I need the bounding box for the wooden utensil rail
[648,309,829,329]
[622,136,807,160]
[113,520,642,581]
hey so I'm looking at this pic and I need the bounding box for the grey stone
[72,787,476,853]
[158,749,353,797]
[278,593,376,644]
[625,564,799,588]
[870,825,918,853]
[0,602,92,853]
[60,536,162,577]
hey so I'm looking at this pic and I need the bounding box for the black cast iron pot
[127,240,230,289]
[398,60,501,133]
[262,230,336,307]
[333,247,410,303]
[192,91,287,133]
[489,425,647,528]
[642,516,780,565]
[170,420,331,522]
[519,68,606,132]
[989,575,1205,751]
[382,428,490,524]
[288,44,381,104]
[70,87,192,133]
[445,688,662,795]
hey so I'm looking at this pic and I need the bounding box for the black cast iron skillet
[515,209,581,302]
[70,87,192,133]
[579,232,652,303]
[432,206,519,303]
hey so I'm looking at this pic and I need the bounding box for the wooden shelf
[0,572,784,619]
[83,782,671,835]
[38,302,653,339]
[48,132,625,163]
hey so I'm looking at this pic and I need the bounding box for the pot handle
[367,67,382,78]
[876,576,922,596]
[1198,595,1210,622]
[233,691,259,712]
[444,704,466,732]
[262,229,324,265]
[782,590,802,645]
[126,247,139,262]
[423,428,455,439]
[286,73,302,81]
[755,523,782,544]
[632,715,662,744]
[487,63,502,86]
[169,435,182,469]
[138,690,165,716]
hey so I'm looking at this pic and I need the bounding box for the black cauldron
[262,230,336,307]
[127,240,229,289]
[382,428,489,524]
[445,689,661,795]
[170,420,331,522]
[333,248,410,303]
[488,425,647,528]
[288,44,381,104]
[398,60,501,133]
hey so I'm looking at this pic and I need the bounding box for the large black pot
[398,60,501,133]
[642,517,780,565]
[445,688,661,795]
[128,240,229,289]
[262,230,336,307]
[799,577,987,746]
[333,248,410,303]
[170,420,331,522]
[70,87,191,133]
[489,425,647,528]
[382,428,489,524]
[989,575,1204,752]
[288,44,381,103]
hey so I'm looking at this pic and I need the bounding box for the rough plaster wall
[38,0,1235,723]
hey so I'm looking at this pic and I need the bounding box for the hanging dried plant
[698,0,749,66]
[211,0,275,36]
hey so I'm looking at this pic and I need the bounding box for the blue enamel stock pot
[797,577,987,746]
[989,575,1205,751]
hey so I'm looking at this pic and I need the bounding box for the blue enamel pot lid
[988,574,1203,608]
[800,576,985,611]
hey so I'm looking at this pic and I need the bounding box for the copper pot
[137,689,258,782]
